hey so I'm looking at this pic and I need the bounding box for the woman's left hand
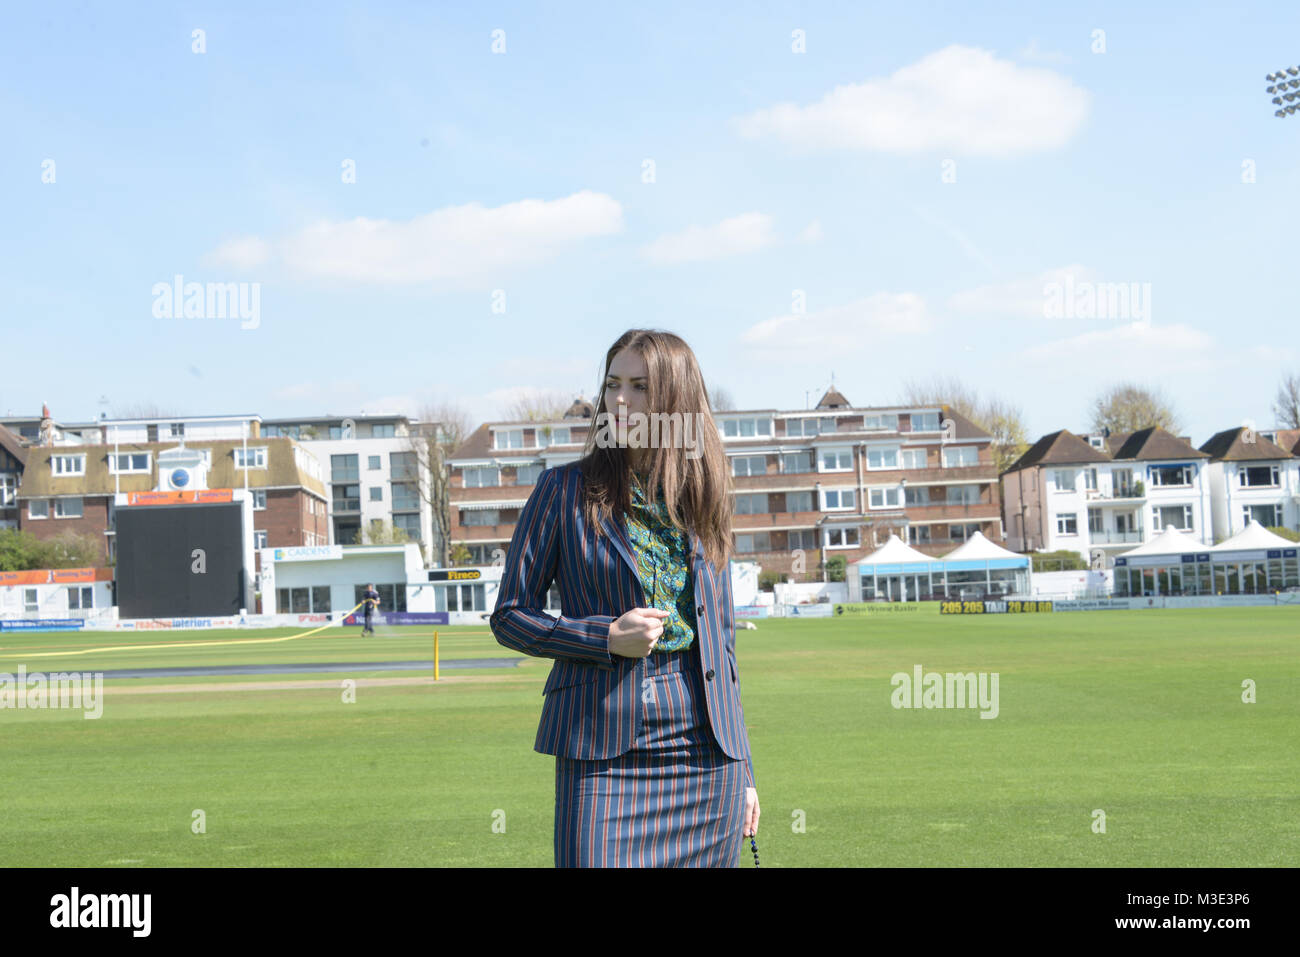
[743,787,760,836]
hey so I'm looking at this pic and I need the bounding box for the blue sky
[3,1,1298,443]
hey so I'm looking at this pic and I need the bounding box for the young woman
[491,328,759,867]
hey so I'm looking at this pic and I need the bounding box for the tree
[0,528,103,570]
[405,400,474,568]
[503,390,573,423]
[1271,373,1300,429]
[1088,383,1181,435]
[898,375,1030,473]
[354,519,411,546]
[710,386,736,412]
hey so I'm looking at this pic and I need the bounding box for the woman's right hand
[608,608,671,658]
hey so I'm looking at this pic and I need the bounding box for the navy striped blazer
[490,461,755,790]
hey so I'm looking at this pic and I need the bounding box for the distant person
[361,584,380,636]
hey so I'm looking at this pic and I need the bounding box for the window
[516,463,544,485]
[1152,505,1193,531]
[723,418,772,438]
[787,417,836,437]
[279,586,334,613]
[942,446,978,468]
[781,452,813,474]
[733,493,768,515]
[437,582,484,612]
[463,467,499,487]
[1243,504,1281,527]
[236,447,268,469]
[949,523,981,542]
[368,455,381,470]
[110,452,150,473]
[1083,468,1098,491]
[52,454,85,476]
[539,427,571,446]
[735,531,771,553]
[731,455,767,477]
[1088,509,1103,534]
[788,529,818,550]
[1239,465,1280,488]
[392,483,420,510]
[332,485,360,512]
[826,527,859,547]
[169,422,185,437]
[252,489,267,510]
[946,486,978,505]
[1088,435,1105,449]
[329,426,345,440]
[867,447,899,470]
[822,488,855,510]
[23,588,38,613]
[1149,465,1193,487]
[904,486,930,506]
[331,454,359,482]
[0,474,15,506]
[910,412,941,431]
[67,585,93,610]
[462,510,499,526]
[54,497,83,518]
[784,490,813,513]
[494,429,524,450]
[908,526,932,544]
[390,452,417,481]
[29,499,49,519]
[869,487,901,509]
[1053,469,1076,491]
[1056,513,1078,535]
[863,413,899,430]
[312,586,331,611]
[901,448,927,470]
[394,513,422,540]
[254,530,268,548]
[820,449,852,471]
[371,424,396,438]
[369,487,383,501]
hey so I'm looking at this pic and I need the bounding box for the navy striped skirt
[554,645,746,867]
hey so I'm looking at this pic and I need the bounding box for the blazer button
[697,604,704,614]
[705,669,715,681]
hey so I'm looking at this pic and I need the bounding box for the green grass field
[0,607,1295,866]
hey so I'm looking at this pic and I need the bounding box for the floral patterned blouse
[625,472,697,653]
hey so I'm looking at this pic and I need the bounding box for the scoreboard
[939,599,1053,614]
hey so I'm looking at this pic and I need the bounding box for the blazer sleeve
[721,559,756,791]
[489,467,617,668]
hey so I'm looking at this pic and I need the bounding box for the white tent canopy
[940,530,1022,561]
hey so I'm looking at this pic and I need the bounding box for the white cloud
[1019,38,1070,65]
[1017,321,1217,370]
[739,292,931,360]
[205,236,272,271]
[206,190,623,284]
[948,264,1098,318]
[641,212,777,264]
[732,44,1090,156]
[797,219,824,242]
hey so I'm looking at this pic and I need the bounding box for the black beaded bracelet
[747,833,760,867]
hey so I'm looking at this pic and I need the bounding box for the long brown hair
[578,329,733,574]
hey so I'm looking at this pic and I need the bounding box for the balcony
[1085,488,1145,504]
[1090,529,1144,545]
[331,498,361,513]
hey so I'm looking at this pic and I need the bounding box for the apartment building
[1199,426,1300,540]
[446,391,1002,580]
[261,414,444,562]
[1002,426,1214,563]
[12,413,328,571]
[0,424,26,530]
[446,397,594,568]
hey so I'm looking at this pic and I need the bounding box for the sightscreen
[115,502,245,618]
